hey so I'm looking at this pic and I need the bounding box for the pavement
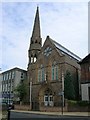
[11,110,90,117]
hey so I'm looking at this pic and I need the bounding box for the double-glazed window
[52,62,58,81]
[38,65,45,82]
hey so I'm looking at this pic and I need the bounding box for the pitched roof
[79,53,90,64]
[47,36,81,61]
[2,67,27,74]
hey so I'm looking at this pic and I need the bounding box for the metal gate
[32,102,39,111]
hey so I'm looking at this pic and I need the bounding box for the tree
[64,71,75,100]
[14,80,27,102]
[72,72,80,100]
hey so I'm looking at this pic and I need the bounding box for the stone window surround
[52,62,58,81]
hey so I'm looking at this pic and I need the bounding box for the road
[9,111,89,120]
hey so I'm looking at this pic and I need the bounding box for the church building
[27,7,81,111]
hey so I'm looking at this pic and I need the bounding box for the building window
[31,57,33,63]
[42,67,45,81]
[10,80,13,92]
[5,74,6,80]
[3,75,5,80]
[44,47,52,57]
[52,65,54,80]
[8,73,9,79]
[8,83,11,91]
[6,73,8,80]
[9,72,11,79]
[5,84,7,92]
[34,57,36,62]
[38,70,41,82]
[21,72,24,79]
[55,66,58,80]
[38,65,45,82]
[11,83,12,91]
[2,84,4,92]
[12,71,15,79]
[34,54,37,63]
[52,63,58,81]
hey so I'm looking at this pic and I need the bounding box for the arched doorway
[44,88,54,106]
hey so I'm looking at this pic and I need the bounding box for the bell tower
[28,6,42,64]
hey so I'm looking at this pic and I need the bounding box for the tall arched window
[52,62,58,80]
[34,54,37,62]
[41,65,44,81]
[31,54,33,63]
[38,65,45,82]
[55,65,58,80]
[52,65,54,80]
[38,70,41,82]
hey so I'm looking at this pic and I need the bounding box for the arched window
[42,66,45,81]
[34,57,36,62]
[38,65,45,82]
[38,70,41,82]
[55,65,58,80]
[34,54,37,62]
[52,65,54,80]
[31,55,33,63]
[35,40,38,43]
[52,62,58,80]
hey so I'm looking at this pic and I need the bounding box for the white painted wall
[81,83,90,101]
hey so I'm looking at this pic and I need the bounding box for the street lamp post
[61,71,64,115]
[30,79,32,110]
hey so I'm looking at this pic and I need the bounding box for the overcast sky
[1,0,89,71]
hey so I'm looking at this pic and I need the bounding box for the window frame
[51,63,58,81]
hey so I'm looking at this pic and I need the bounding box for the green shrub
[68,100,77,106]
[68,100,90,106]
[77,101,90,106]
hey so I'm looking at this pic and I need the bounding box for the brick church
[27,7,81,111]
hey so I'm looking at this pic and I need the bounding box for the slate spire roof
[31,6,41,42]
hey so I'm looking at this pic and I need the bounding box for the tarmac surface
[9,110,90,120]
[11,110,90,117]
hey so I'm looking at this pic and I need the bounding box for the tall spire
[28,6,42,64]
[31,6,41,40]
